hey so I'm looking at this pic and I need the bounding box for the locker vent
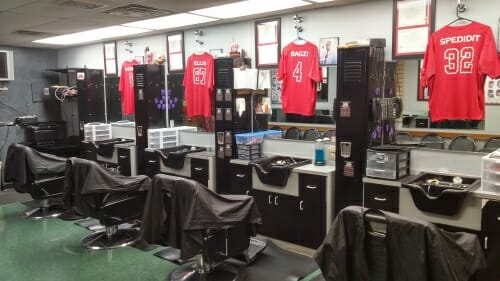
[344,61,362,82]
[135,73,144,87]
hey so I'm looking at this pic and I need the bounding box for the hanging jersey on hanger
[278,41,322,116]
[119,59,139,115]
[420,21,500,122]
[183,52,214,118]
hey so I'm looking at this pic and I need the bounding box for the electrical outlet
[43,88,50,96]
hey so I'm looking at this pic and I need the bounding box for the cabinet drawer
[230,164,252,195]
[483,201,500,234]
[191,158,209,187]
[299,174,326,192]
[364,183,399,213]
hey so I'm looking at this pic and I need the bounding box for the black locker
[49,68,106,140]
[105,76,122,122]
[334,39,386,213]
[134,64,166,175]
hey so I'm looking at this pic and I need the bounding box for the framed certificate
[103,41,117,76]
[167,32,185,72]
[393,0,435,59]
[255,18,281,68]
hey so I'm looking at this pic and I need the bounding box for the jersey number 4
[193,67,206,85]
[292,61,303,82]
[444,47,474,75]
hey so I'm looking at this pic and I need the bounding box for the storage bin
[482,150,500,192]
[366,146,409,180]
[235,130,282,145]
[237,144,261,160]
[84,123,112,141]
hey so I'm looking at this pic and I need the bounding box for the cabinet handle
[305,185,317,189]
[194,167,204,171]
[485,237,488,250]
[374,196,387,202]
[299,200,304,211]
[268,195,272,205]
[245,190,250,195]
[497,217,500,221]
[148,160,157,164]
[119,155,127,159]
[275,196,279,206]
[236,173,246,178]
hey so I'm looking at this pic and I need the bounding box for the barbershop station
[1,0,500,280]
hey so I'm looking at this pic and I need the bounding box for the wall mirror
[402,60,486,130]
[270,66,336,124]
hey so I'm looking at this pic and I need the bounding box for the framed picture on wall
[167,32,185,72]
[417,60,429,101]
[485,76,500,105]
[393,0,436,59]
[255,18,281,68]
[319,37,339,65]
[103,41,117,76]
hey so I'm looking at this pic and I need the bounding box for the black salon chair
[481,137,500,152]
[303,128,321,141]
[64,157,151,250]
[141,174,264,281]
[322,129,335,139]
[395,132,413,143]
[284,127,301,140]
[449,136,476,152]
[269,126,283,137]
[4,144,66,219]
[421,133,445,149]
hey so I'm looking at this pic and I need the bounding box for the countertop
[471,188,500,201]
[186,151,215,160]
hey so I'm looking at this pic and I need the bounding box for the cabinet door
[363,182,399,213]
[298,174,326,248]
[252,190,273,236]
[274,193,300,243]
[117,148,131,176]
[144,150,160,177]
[230,164,252,195]
[190,158,209,187]
[83,143,97,161]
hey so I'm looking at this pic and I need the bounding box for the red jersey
[420,21,500,122]
[278,41,322,116]
[183,52,214,118]
[118,59,139,115]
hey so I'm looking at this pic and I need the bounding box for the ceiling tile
[0,0,37,11]
[0,12,56,33]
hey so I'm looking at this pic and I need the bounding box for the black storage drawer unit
[83,142,97,161]
[230,164,252,195]
[364,182,399,213]
[117,148,131,176]
[190,158,209,187]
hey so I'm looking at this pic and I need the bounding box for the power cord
[53,86,78,102]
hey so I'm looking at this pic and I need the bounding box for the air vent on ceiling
[59,0,104,10]
[102,4,172,18]
[13,30,54,37]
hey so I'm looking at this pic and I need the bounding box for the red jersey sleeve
[206,55,214,90]
[118,63,125,95]
[478,27,500,79]
[308,46,322,82]
[420,38,436,89]
[277,48,287,81]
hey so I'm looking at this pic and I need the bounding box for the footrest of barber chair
[58,209,84,221]
[168,260,246,281]
[154,247,183,264]
[74,218,100,229]
[239,237,267,264]
[132,239,160,252]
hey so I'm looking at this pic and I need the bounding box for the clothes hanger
[447,3,473,26]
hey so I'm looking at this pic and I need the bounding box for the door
[298,174,326,248]
[230,164,252,195]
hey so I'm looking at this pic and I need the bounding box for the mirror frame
[255,17,281,68]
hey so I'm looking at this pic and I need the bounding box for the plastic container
[235,130,282,145]
[314,139,325,166]
[84,123,112,141]
[482,150,500,192]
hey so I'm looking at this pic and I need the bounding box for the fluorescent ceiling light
[33,25,152,45]
[123,13,217,30]
[191,0,311,19]
[308,0,336,2]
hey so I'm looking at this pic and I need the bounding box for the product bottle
[314,139,326,166]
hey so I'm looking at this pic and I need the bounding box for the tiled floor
[0,203,175,281]
[0,202,322,281]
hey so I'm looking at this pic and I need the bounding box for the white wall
[56,0,500,131]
